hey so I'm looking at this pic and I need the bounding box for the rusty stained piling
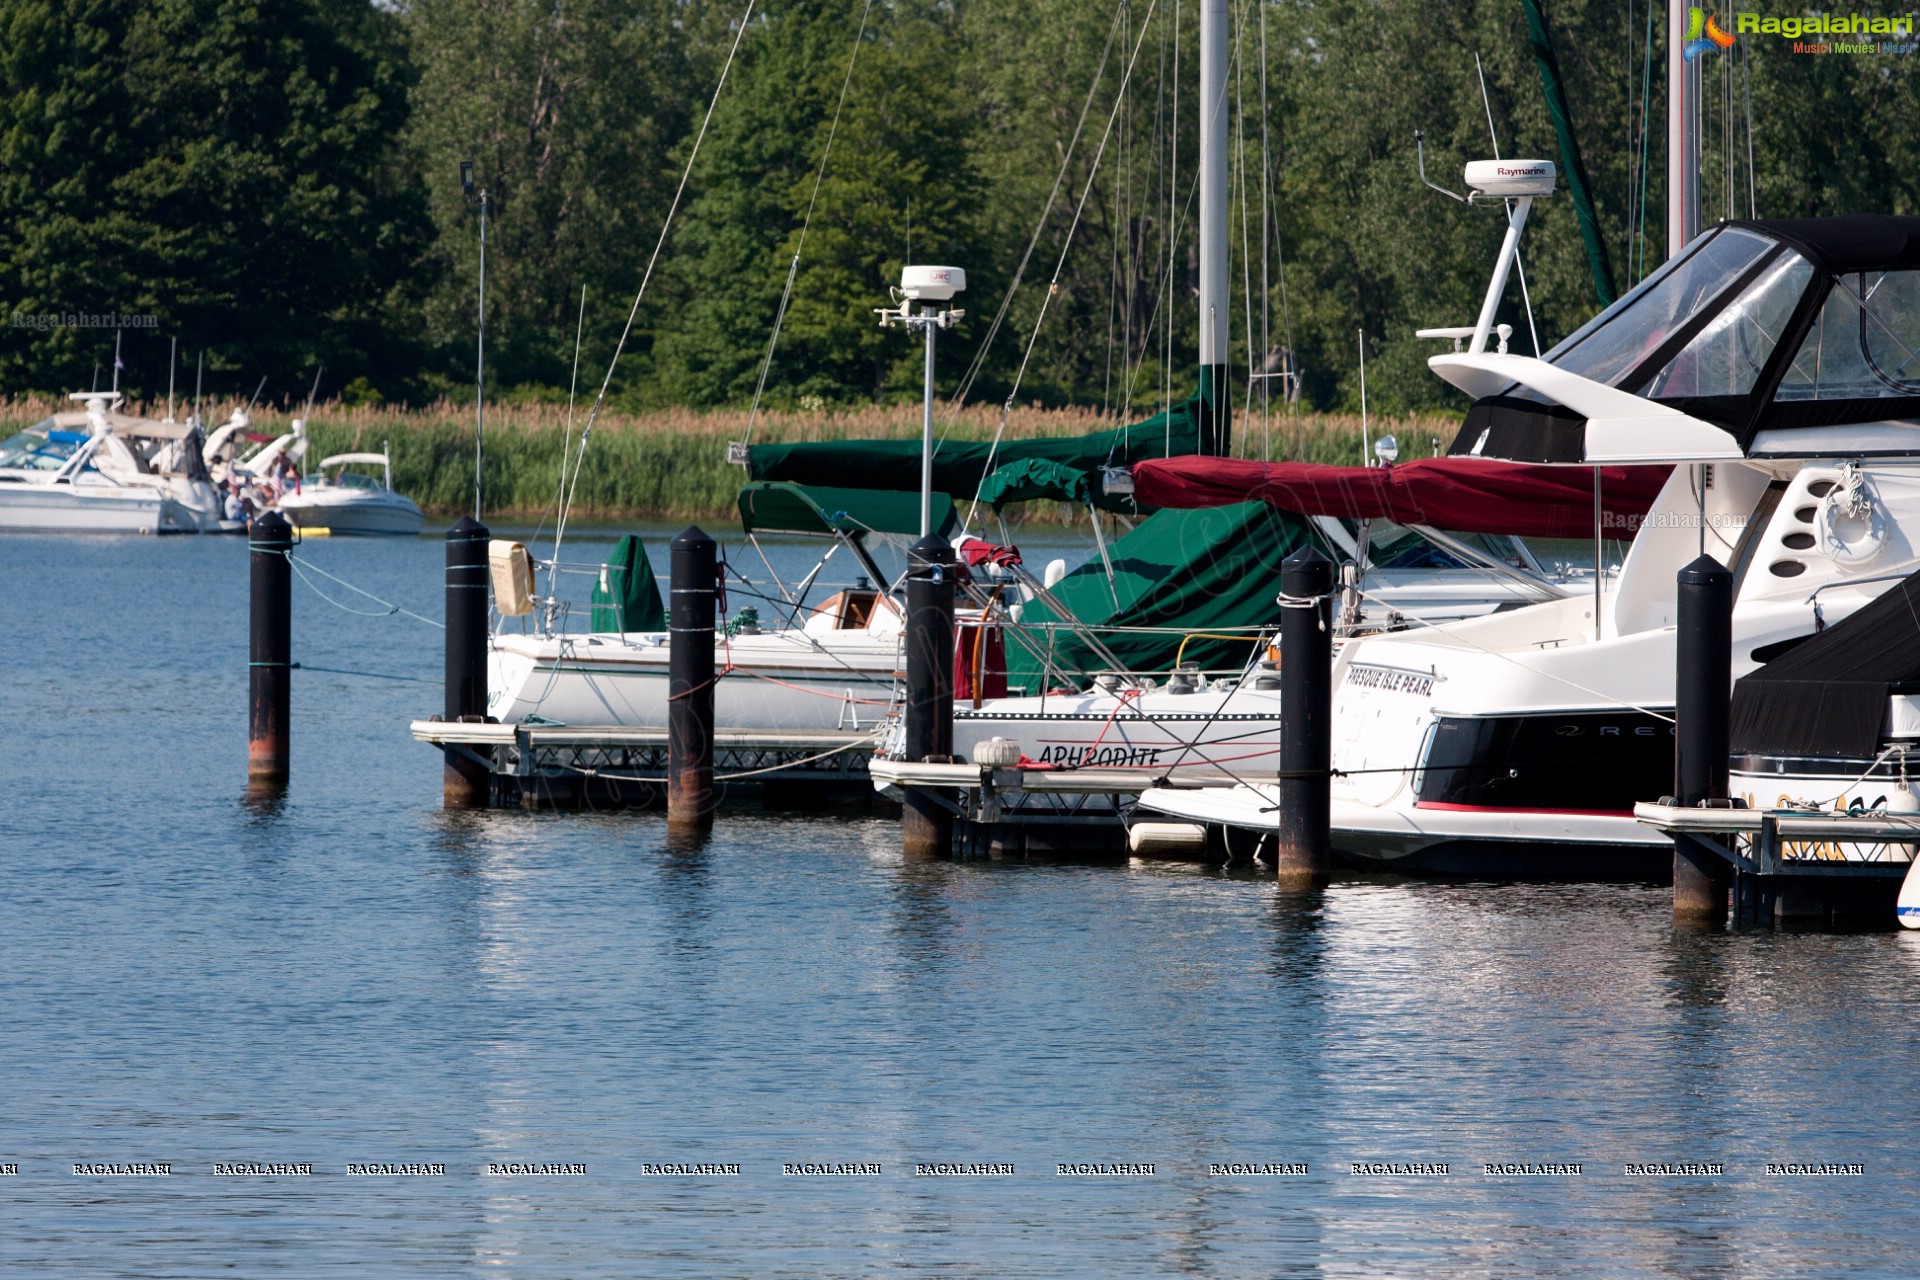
[248,511,294,786]
[903,533,957,859]
[1673,554,1733,923]
[668,526,718,835]
[443,516,492,809]
[1274,545,1335,886]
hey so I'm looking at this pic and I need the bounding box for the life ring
[1817,487,1888,566]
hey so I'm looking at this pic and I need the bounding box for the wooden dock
[412,719,882,810]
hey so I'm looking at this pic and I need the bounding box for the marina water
[4,529,1919,1277]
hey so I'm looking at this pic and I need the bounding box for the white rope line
[285,552,444,629]
[739,0,875,451]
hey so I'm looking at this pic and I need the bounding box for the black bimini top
[1452,215,1920,462]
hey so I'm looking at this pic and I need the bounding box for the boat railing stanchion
[668,526,718,837]
[248,511,294,794]
[444,515,492,809]
[1275,545,1335,887]
[903,533,958,859]
[1673,554,1733,924]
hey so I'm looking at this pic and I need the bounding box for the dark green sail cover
[590,534,666,633]
[744,374,1223,500]
[1005,500,1320,693]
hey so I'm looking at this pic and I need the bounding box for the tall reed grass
[0,395,1461,520]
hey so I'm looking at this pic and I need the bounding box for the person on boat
[223,481,246,524]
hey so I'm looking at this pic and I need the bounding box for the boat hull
[277,491,424,536]
[0,482,175,534]
[489,630,900,732]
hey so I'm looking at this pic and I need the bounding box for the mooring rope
[284,552,444,629]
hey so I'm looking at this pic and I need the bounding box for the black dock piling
[903,533,957,859]
[1275,545,1335,887]
[1673,555,1733,923]
[248,511,293,787]
[444,516,491,809]
[669,527,718,835]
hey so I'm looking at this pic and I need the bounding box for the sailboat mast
[1199,0,1229,453]
[1667,0,1701,257]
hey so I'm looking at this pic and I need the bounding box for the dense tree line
[3,0,1918,427]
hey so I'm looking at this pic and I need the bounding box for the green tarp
[1005,501,1321,693]
[974,458,1093,509]
[590,534,666,633]
[737,481,956,538]
[743,374,1225,501]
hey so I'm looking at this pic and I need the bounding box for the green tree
[648,0,983,408]
[405,0,705,395]
[0,0,422,401]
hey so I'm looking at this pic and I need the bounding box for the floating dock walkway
[1635,802,1917,926]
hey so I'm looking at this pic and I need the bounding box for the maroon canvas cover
[1131,456,1672,539]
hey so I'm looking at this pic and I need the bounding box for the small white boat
[273,448,423,536]
[0,392,222,534]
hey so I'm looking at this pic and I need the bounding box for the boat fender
[1816,471,1887,567]
[1128,822,1208,856]
[975,737,1022,767]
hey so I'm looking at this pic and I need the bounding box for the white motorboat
[274,448,423,536]
[0,392,222,534]
[1139,210,1920,875]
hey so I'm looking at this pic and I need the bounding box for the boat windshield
[328,470,384,490]
[1543,227,1777,387]
[1775,269,1920,400]
[0,427,82,472]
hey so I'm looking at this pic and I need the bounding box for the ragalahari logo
[1683,7,1738,60]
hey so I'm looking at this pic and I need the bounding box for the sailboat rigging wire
[1742,35,1756,218]
[939,2,1129,444]
[1233,0,1255,456]
[558,0,758,535]
[960,0,1163,530]
[1166,0,1179,457]
[1634,0,1654,282]
[739,0,876,451]
[1256,0,1272,458]
[537,283,589,609]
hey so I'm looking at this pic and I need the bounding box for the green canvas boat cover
[590,534,667,633]
[1005,501,1321,693]
[737,482,956,538]
[974,457,1094,509]
[743,374,1224,502]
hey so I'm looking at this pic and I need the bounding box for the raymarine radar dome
[900,265,966,302]
[1463,159,1556,199]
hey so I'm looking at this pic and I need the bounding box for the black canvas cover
[1729,572,1920,758]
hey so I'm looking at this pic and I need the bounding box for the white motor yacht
[1139,212,1920,875]
[274,447,423,536]
[0,392,222,534]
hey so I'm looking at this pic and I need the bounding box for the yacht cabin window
[1640,251,1813,397]
[1545,227,1775,388]
[1776,269,1920,400]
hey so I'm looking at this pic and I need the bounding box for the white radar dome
[901,265,966,301]
[1463,159,1557,199]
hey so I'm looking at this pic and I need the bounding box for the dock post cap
[1281,542,1335,594]
[249,510,293,544]
[1677,553,1731,585]
[446,514,490,540]
[672,524,716,551]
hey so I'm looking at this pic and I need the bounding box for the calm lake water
[4,527,1919,1277]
